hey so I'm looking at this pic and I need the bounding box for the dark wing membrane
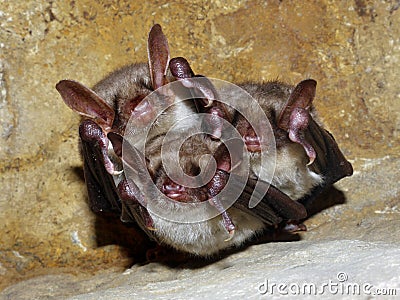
[307,119,353,185]
[235,120,353,223]
[299,119,353,209]
[80,137,122,215]
[231,176,307,225]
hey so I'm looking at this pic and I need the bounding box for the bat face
[92,63,154,133]
[235,82,324,200]
[130,129,267,256]
[56,24,353,257]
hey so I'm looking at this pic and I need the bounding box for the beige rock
[0,0,399,293]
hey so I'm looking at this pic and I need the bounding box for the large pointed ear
[277,79,317,164]
[277,79,316,130]
[56,80,115,130]
[147,24,170,90]
[169,57,216,107]
[169,56,233,138]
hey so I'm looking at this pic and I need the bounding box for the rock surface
[0,0,399,297]
[1,240,399,299]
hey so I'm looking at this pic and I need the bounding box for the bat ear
[169,57,216,107]
[277,79,317,130]
[169,56,233,138]
[277,79,317,165]
[147,24,170,90]
[56,80,115,130]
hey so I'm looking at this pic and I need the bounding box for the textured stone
[0,0,399,295]
[1,240,399,299]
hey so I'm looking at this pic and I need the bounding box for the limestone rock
[0,0,399,295]
[1,240,399,299]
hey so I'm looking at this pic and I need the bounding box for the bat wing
[79,124,122,215]
[229,118,354,225]
[307,119,353,185]
[235,119,354,225]
[298,119,353,209]
[231,175,307,225]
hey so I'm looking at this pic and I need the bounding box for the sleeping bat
[170,58,353,223]
[56,24,353,257]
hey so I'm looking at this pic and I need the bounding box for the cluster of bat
[56,24,353,256]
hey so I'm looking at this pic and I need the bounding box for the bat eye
[162,179,186,200]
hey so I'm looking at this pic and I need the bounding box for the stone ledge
[1,240,399,299]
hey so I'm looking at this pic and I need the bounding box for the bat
[169,58,354,234]
[56,24,353,257]
[55,24,242,255]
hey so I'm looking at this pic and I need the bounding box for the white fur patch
[149,206,265,256]
[254,143,324,200]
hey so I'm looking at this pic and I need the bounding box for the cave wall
[1,0,399,290]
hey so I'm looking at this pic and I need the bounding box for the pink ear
[278,79,316,130]
[277,79,317,165]
[56,79,115,130]
[147,24,170,90]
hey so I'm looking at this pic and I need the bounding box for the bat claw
[112,169,124,175]
[104,159,123,176]
[104,159,117,175]
[304,145,316,166]
[204,99,213,108]
[283,221,307,233]
[306,155,315,166]
[224,229,235,242]
[221,211,235,239]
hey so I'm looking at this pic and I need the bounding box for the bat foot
[282,221,307,233]
[169,56,215,107]
[118,179,156,232]
[79,119,119,175]
[208,196,236,239]
[221,210,235,238]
